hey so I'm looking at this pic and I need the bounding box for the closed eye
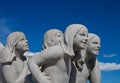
[93,42,98,44]
[79,33,87,36]
[57,35,62,37]
[20,38,25,41]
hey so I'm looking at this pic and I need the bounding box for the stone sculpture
[31,29,65,83]
[0,24,101,83]
[86,33,101,83]
[28,24,88,83]
[28,29,68,83]
[0,32,29,83]
[70,33,101,83]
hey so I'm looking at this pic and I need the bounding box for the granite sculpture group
[0,24,101,83]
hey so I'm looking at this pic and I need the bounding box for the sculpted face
[16,35,29,52]
[87,36,100,55]
[54,31,64,45]
[74,28,88,49]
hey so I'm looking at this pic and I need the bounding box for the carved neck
[73,45,80,52]
[85,51,95,61]
[15,49,24,60]
[74,49,86,61]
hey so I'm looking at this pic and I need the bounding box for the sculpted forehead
[89,36,100,43]
[18,34,26,39]
[88,33,100,41]
[78,27,88,34]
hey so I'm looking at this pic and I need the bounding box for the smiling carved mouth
[82,42,87,44]
[25,44,29,48]
[95,48,100,51]
[94,49,99,53]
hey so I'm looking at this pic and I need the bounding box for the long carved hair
[0,32,25,63]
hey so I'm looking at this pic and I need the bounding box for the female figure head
[5,32,29,61]
[6,32,29,54]
[64,24,88,56]
[87,33,101,56]
[42,29,64,49]
[0,31,28,63]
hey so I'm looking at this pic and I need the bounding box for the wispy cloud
[103,54,117,58]
[0,18,12,44]
[24,51,38,56]
[99,62,120,71]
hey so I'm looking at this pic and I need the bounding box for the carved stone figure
[31,29,65,83]
[28,24,88,83]
[0,32,29,83]
[28,29,67,83]
[0,24,102,83]
[86,33,101,83]
[70,33,101,83]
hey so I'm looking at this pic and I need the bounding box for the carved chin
[92,51,99,55]
[80,43,87,49]
[24,46,29,50]
[22,48,29,52]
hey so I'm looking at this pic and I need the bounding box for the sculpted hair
[42,29,63,49]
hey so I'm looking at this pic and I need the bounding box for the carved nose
[25,40,28,43]
[98,44,101,48]
[84,37,88,42]
[25,40,28,45]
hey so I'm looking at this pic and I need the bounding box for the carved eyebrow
[92,42,98,44]
[79,33,87,36]
[20,38,25,41]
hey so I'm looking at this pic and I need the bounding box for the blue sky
[0,0,120,83]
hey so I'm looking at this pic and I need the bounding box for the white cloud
[0,18,11,44]
[0,27,11,36]
[99,62,120,71]
[103,54,117,58]
[24,51,37,56]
